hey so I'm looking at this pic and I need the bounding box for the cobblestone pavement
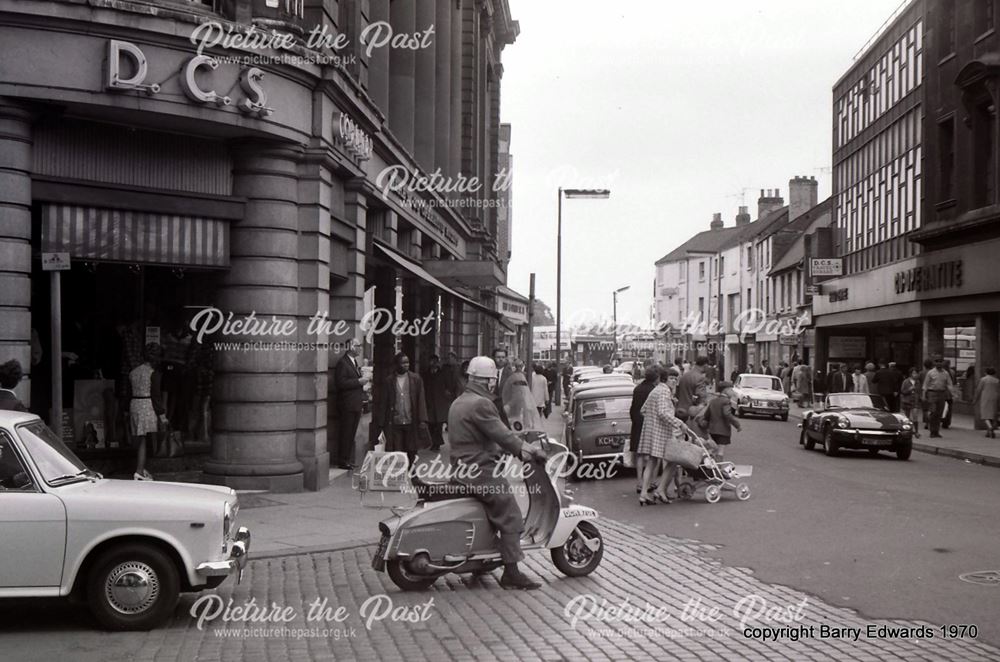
[4,519,998,661]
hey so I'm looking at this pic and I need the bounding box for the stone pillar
[414,0,436,170]
[388,0,416,152]
[368,0,391,115]
[975,313,999,429]
[0,101,33,407]
[922,317,944,363]
[434,0,453,174]
[294,160,334,491]
[205,142,304,492]
[449,0,463,179]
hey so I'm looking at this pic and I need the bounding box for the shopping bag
[622,450,636,469]
[662,438,704,469]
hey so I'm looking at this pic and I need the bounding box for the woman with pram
[636,366,685,505]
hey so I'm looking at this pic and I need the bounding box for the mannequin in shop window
[130,343,166,481]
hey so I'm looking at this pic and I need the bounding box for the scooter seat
[411,476,479,502]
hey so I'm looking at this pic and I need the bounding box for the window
[719,255,725,276]
[975,0,995,36]
[747,289,752,314]
[0,434,33,490]
[939,117,955,201]
[699,261,705,281]
[938,0,956,59]
[974,100,997,207]
[679,262,687,282]
[698,297,705,320]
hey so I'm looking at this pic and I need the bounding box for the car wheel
[736,408,745,418]
[867,448,880,456]
[551,521,603,577]
[823,427,839,457]
[86,543,180,631]
[780,414,789,422]
[896,447,912,461]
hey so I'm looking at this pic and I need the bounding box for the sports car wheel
[735,483,751,501]
[896,447,912,461]
[823,427,839,457]
[705,485,722,503]
[801,427,816,450]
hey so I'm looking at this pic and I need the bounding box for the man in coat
[760,359,773,376]
[375,352,429,466]
[705,381,742,460]
[421,354,454,451]
[448,356,547,590]
[492,347,512,425]
[873,361,903,412]
[0,360,27,412]
[827,363,851,394]
[675,356,709,420]
[332,339,370,469]
[922,357,953,438]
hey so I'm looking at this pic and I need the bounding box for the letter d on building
[106,40,156,93]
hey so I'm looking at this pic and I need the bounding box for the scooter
[370,431,604,591]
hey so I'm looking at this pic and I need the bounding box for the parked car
[567,374,634,409]
[0,411,251,630]
[733,373,790,420]
[798,393,913,460]
[572,365,604,381]
[564,384,633,464]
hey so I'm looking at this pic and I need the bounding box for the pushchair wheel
[677,483,695,500]
[705,485,722,503]
[736,483,751,501]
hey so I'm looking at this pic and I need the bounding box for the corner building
[0,0,518,490]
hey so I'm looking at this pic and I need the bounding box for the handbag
[155,419,184,458]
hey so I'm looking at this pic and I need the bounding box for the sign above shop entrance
[41,252,71,271]
[894,260,963,294]
[811,258,842,277]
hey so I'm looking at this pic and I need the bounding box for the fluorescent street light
[563,189,611,199]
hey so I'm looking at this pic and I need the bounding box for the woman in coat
[794,363,813,407]
[629,365,660,493]
[974,367,1000,438]
[636,367,683,505]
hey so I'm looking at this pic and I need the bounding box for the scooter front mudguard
[546,504,600,548]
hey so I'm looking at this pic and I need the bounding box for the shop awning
[42,204,229,268]
[374,241,501,319]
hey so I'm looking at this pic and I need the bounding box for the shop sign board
[42,252,71,271]
[829,336,866,358]
[811,258,842,277]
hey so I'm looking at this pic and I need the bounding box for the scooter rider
[447,356,547,590]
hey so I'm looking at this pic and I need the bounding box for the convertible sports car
[798,393,914,460]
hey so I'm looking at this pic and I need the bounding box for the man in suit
[760,359,772,376]
[375,352,429,466]
[873,361,903,412]
[332,339,370,469]
[492,347,512,426]
[827,363,851,394]
[0,360,27,412]
[421,354,454,451]
[676,356,708,420]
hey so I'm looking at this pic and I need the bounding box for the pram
[668,424,752,504]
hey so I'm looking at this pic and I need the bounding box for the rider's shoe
[499,566,541,590]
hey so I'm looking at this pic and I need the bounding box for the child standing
[130,343,166,480]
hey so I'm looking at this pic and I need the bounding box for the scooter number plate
[372,535,389,571]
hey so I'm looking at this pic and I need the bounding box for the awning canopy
[42,204,229,268]
[374,241,501,319]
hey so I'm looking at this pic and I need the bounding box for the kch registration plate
[596,435,627,447]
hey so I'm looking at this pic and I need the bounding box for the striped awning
[41,204,229,268]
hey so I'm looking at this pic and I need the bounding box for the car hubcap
[106,562,159,615]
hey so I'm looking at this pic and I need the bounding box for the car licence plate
[372,535,389,571]
[861,438,892,447]
[596,435,627,447]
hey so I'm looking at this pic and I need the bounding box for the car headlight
[739,396,750,405]
[901,423,913,431]
[781,398,789,406]
[223,501,236,550]
[836,417,849,429]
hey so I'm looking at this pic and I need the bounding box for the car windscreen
[16,420,88,485]
[827,394,885,409]
[740,376,781,390]
[579,398,631,421]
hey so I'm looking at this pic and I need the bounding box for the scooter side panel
[393,499,497,560]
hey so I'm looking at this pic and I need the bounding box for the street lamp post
[613,285,630,364]
[555,187,610,406]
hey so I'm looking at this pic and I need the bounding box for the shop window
[944,326,977,401]
[939,117,955,201]
[938,0,956,59]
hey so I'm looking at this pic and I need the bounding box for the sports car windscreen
[827,394,887,409]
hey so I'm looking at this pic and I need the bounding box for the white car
[0,411,250,630]
[733,373,791,421]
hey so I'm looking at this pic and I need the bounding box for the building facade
[0,0,518,491]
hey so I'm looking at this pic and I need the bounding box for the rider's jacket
[447,381,524,465]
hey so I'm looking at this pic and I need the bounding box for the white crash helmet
[467,356,498,379]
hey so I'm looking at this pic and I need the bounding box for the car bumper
[196,526,251,582]
[831,429,912,449]
[739,404,788,415]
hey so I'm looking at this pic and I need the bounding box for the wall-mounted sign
[894,260,962,294]
[805,285,819,296]
[332,111,374,161]
[105,40,274,117]
[828,288,849,303]
[41,252,71,271]
[829,336,866,358]
[811,258,843,277]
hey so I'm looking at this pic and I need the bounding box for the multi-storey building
[0,0,518,490]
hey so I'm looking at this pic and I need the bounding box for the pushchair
[669,424,752,504]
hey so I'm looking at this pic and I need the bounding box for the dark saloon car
[564,384,633,463]
[798,393,914,460]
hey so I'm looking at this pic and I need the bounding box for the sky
[501,0,907,329]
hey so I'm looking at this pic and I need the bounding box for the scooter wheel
[387,560,439,591]
[551,521,603,577]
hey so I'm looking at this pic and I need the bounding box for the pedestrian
[375,352,430,467]
[602,364,613,374]
[0,360,28,412]
[129,343,166,481]
[827,363,850,393]
[675,356,709,421]
[636,367,683,505]
[973,367,999,438]
[873,360,903,412]
[704,381,741,461]
[730,368,740,384]
[779,361,792,395]
[530,364,550,420]
[813,367,827,400]
[629,365,660,493]
[704,361,718,391]
[918,358,934,429]
[794,363,813,407]
[760,359,772,376]
[942,360,957,429]
[852,365,869,393]
[900,368,922,439]
[864,362,878,392]
[422,354,454,452]
[492,347,513,425]
[922,357,953,439]
[333,338,370,470]
[458,359,471,393]
[502,359,541,431]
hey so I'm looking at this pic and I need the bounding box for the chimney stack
[710,212,724,231]
[735,205,751,226]
[757,187,784,220]
[789,175,819,221]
